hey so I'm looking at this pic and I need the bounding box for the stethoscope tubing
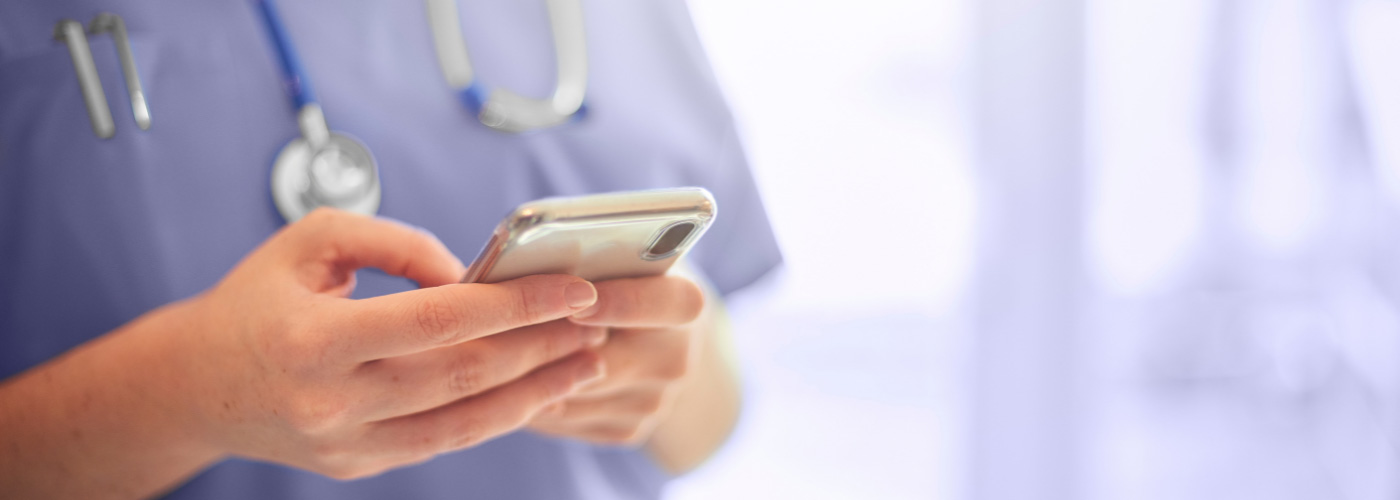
[256,0,318,110]
[424,0,588,132]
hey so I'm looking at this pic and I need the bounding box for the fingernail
[565,282,597,309]
[572,304,600,320]
[583,327,608,347]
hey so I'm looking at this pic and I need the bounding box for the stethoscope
[425,0,588,133]
[255,0,589,223]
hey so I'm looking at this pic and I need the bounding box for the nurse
[0,1,781,499]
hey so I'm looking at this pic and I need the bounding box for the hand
[526,274,706,446]
[166,209,609,478]
[0,208,617,497]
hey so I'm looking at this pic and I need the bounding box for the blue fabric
[0,1,781,498]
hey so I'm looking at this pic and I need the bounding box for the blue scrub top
[0,1,781,498]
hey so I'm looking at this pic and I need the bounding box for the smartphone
[461,187,716,284]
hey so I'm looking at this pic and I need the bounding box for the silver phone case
[461,188,716,284]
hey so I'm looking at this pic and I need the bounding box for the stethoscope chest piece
[259,0,382,223]
[271,128,380,222]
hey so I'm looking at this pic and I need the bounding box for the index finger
[324,274,600,361]
[278,208,466,290]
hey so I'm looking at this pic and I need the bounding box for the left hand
[526,274,707,445]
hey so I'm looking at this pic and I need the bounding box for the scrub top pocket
[0,6,295,374]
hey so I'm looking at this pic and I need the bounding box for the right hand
[169,208,607,479]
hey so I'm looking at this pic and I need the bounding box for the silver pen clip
[88,13,151,131]
[54,19,115,139]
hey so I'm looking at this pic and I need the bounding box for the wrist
[133,297,234,465]
[78,297,232,481]
[0,299,227,498]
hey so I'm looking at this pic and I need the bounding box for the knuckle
[413,297,462,347]
[401,435,438,459]
[401,428,450,458]
[535,370,577,404]
[598,425,647,446]
[295,208,344,240]
[303,207,344,226]
[278,208,347,258]
[594,428,629,445]
[620,282,647,317]
[320,462,372,481]
[636,394,666,416]
[446,352,488,397]
[444,417,488,451]
[621,427,650,446]
[512,285,547,325]
[655,353,691,381]
[285,396,351,435]
[309,439,389,481]
[309,439,354,467]
[319,465,355,481]
[542,325,576,360]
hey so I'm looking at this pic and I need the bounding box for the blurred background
[676,0,1400,499]
[675,1,971,498]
